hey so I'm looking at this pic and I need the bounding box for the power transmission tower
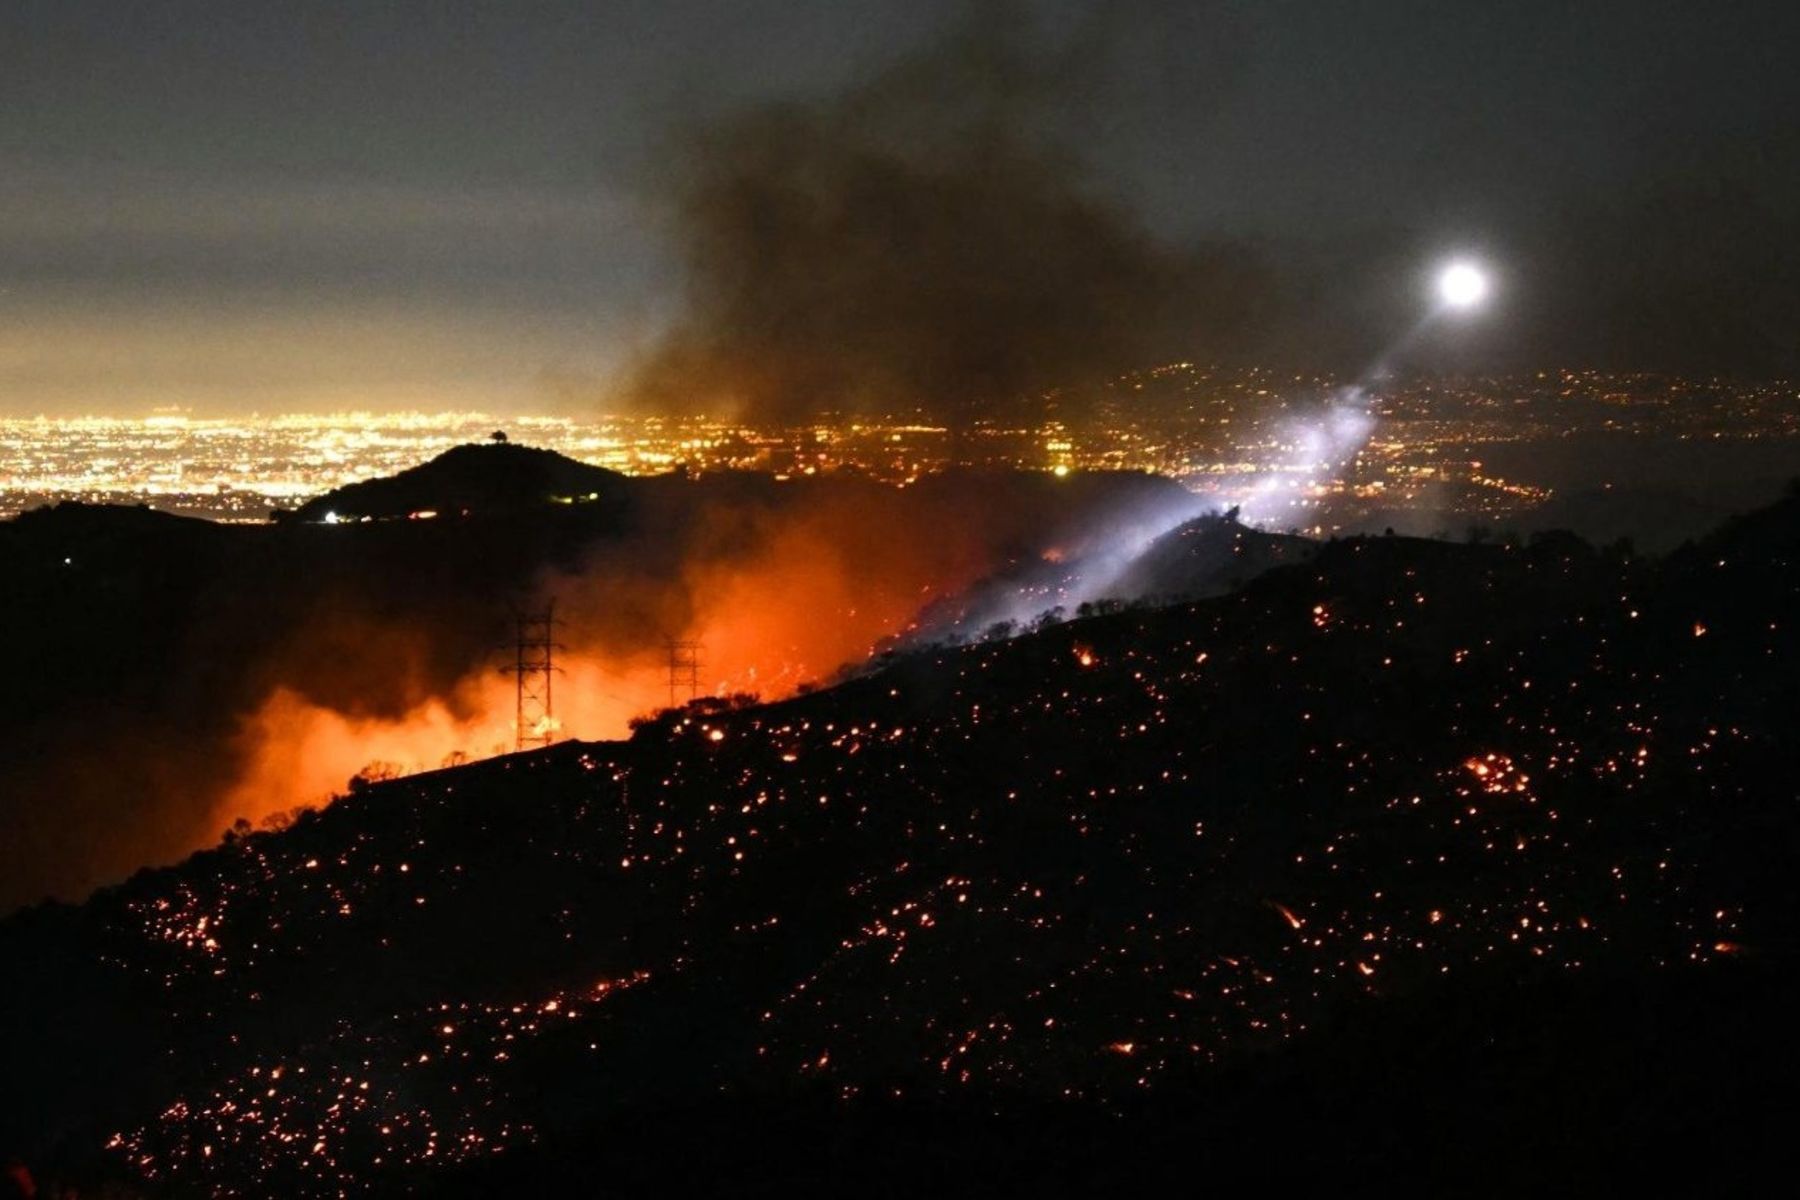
[502,600,564,751]
[666,637,702,709]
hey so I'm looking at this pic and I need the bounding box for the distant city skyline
[7,368,1795,552]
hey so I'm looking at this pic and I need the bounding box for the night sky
[3,0,1796,414]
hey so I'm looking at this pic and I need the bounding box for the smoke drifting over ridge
[628,4,1264,422]
[217,470,1191,829]
[0,467,1191,912]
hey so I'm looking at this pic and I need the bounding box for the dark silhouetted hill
[1503,485,1727,554]
[1107,506,1316,600]
[290,442,633,522]
[1688,477,1800,559]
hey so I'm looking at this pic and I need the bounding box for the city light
[5,366,1791,534]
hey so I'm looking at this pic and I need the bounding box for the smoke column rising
[626,2,1264,423]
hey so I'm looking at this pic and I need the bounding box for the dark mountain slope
[4,505,1799,1195]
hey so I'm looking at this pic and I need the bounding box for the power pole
[666,637,702,709]
[502,600,563,751]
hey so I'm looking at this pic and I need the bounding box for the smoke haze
[627,3,1265,422]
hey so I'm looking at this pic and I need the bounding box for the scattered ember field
[5,501,1800,1195]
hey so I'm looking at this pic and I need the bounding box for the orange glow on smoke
[218,659,666,832]
[213,493,1009,836]
[682,514,943,696]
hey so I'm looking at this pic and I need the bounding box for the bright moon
[1438,261,1490,310]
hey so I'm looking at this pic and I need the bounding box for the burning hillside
[4,494,1800,1194]
[0,447,1204,911]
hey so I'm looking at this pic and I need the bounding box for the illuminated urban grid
[5,366,1795,526]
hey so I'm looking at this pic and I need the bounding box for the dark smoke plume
[628,3,1265,423]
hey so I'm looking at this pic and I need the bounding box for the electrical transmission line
[501,600,564,751]
[666,637,701,709]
